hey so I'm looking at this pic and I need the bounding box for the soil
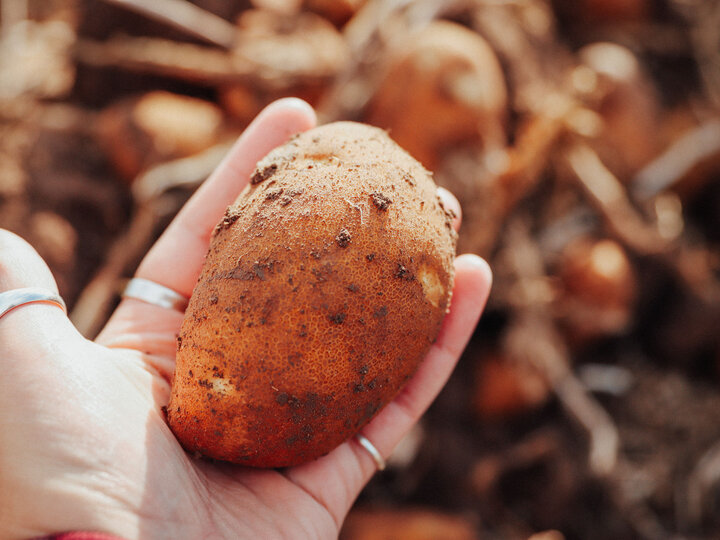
[2,1,720,538]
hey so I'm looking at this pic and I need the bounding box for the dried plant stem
[132,141,233,203]
[690,1,720,109]
[100,0,237,49]
[502,222,620,477]
[506,315,620,477]
[632,120,720,201]
[75,37,243,84]
[567,142,720,305]
[70,204,161,338]
[71,140,240,337]
[498,101,571,213]
[685,440,720,527]
[316,0,415,122]
[566,143,667,254]
[75,36,335,89]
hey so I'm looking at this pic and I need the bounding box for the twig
[71,138,238,337]
[505,315,620,476]
[447,97,574,257]
[132,141,233,203]
[470,1,573,114]
[471,428,563,496]
[317,0,454,122]
[318,0,507,122]
[685,440,720,528]
[502,222,620,477]
[342,0,415,53]
[689,1,720,109]
[610,476,671,540]
[566,140,720,312]
[74,35,340,89]
[498,96,574,213]
[75,36,243,84]
[632,120,720,202]
[316,0,415,122]
[70,203,161,338]
[566,142,720,309]
[577,363,634,397]
[565,142,669,254]
[100,0,237,50]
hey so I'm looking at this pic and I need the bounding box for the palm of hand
[2,319,341,539]
[0,100,490,540]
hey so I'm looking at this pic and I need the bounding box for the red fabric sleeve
[42,533,127,540]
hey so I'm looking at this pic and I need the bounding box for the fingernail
[457,253,493,282]
[436,187,462,230]
[267,97,316,119]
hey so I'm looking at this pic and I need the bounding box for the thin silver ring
[355,434,386,471]
[122,278,189,312]
[0,287,67,321]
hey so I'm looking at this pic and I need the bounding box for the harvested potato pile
[8,1,720,535]
[167,121,457,467]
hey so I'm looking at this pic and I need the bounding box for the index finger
[137,98,317,297]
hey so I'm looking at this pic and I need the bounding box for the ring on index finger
[122,278,189,312]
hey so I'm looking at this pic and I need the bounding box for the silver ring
[0,287,67,321]
[122,278,189,312]
[355,434,386,471]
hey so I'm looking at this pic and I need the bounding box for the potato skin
[167,122,457,467]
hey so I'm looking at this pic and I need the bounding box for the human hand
[0,98,491,539]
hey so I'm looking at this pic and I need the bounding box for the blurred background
[1,0,719,538]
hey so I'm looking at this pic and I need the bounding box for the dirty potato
[167,121,457,467]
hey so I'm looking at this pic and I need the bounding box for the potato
[575,43,660,178]
[472,352,549,421]
[555,237,636,344]
[340,508,478,540]
[365,21,507,170]
[219,10,350,124]
[167,122,457,467]
[98,91,225,182]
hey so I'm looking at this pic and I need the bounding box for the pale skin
[0,98,492,540]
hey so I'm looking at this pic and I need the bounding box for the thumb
[0,229,82,361]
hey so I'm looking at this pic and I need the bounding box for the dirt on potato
[168,122,456,467]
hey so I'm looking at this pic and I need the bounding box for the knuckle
[0,229,53,292]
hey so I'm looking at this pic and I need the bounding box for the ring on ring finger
[0,287,66,321]
[355,434,386,471]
